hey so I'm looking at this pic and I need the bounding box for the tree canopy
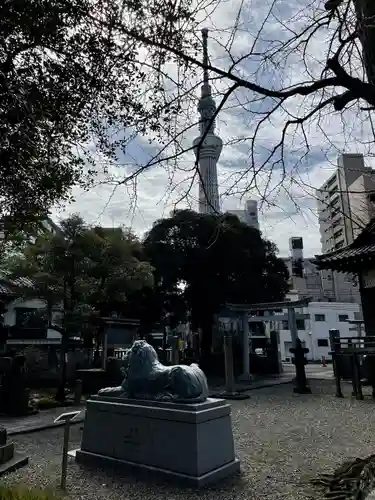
[8,214,154,331]
[99,0,375,216]
[3,0,375,222]
[0,0,198,221]
[144,210,289,356]
[7,213,154,399]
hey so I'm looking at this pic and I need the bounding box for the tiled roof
[0,276,34,296]
[0,283,12,295]
[10,277,34,288]
[314,243,375,272]
[316,244,375,263]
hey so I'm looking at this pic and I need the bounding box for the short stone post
[353,353,363,400]
[74,379,83,404]
[270,330,282,374]
[224,331,235,395]
[347,339,359,398]
[289,338,311,394]
[171,336,180,365]
[102,331,108,371]
[329,329,343,397]
[0,425,28,474]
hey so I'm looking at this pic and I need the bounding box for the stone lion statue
[99,340,208,403]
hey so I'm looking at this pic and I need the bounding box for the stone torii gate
[225,298,312,380]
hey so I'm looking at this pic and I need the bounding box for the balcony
[334,240,345,250]
[333,228,344,240]
[331,210,342,223]
[328,186,339,198]
[329,193,340,206]
[326,175,338,189]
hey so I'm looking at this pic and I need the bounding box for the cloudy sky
[53,0,373,258]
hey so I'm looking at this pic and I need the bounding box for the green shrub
[33,396,75,410]
[35,397,58,410]
[0,485,60,500]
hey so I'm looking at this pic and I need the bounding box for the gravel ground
[3,379,375,500]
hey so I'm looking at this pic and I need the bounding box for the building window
[338,314,349,322]
[335,241,344,249]
[282,319,305,330]
[296,319,305,330]
[317,338,329,347]
[315,314,326,322]
[291,258,303,277]
[333,228,343,239]
[15,308,47,328]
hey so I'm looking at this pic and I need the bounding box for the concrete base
[0,452,29,477]
[215,391,250,400]
[0,443,14,464]
[74,395,240,487]
[293,386,312,394]
[73,449,239,487]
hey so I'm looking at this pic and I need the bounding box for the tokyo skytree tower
[193,29,223,214]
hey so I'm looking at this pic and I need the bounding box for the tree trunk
[198,313,214,370]
[55,335,68,402]
[55,279,68,402]
[354,0,375,85]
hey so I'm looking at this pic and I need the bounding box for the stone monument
[0,355,36,416]
[73,340,240,487]
[0,426,28,476]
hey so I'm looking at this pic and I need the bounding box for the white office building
[228,200,259,230]
[279,301,361,362]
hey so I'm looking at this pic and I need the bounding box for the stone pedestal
[73,396,240,487]
[0,427,28,477]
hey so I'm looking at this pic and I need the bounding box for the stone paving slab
[209,374,293,396]
[0,404,85,436]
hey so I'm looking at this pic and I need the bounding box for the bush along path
[0,485,61,500]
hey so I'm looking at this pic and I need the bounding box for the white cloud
[53,0,373,258]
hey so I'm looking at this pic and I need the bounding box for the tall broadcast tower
[193,29,223,214]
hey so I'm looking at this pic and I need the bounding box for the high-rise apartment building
[284,236,361,304]
[317,153,375,253]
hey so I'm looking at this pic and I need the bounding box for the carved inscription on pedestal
[123,426,140,447]
[112,420,156,458]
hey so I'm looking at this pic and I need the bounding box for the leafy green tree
[144,210,290,362]
[0,0,196,221]
[9,214,154,399]
[86,227,154,314]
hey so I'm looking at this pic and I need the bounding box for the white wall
[280,302,360,362]
[4,297,47,326]
[4,297,62,341]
